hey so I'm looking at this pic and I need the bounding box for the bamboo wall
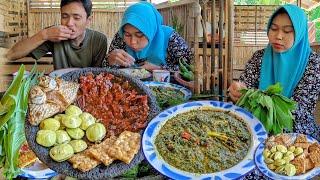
[0,0,28,47]
[28,9,124,40]
[28,0,195,45]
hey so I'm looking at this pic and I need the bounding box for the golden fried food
[88,136,116,166]
[107,131,141,164]
[68,149,100,172]
[28,76,79,126]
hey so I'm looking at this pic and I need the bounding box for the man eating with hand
[6,0,108,70]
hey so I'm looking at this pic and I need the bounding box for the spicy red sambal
[76,73,149,136]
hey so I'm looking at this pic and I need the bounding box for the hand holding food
[179,58,194,81]
[228,81,247,102]
[107,49,135,67]
[42,25,74,42]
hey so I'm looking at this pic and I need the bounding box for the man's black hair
[60,0,92,17]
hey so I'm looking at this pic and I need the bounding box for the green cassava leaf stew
[154,108,252,174]
[149,86,186,109]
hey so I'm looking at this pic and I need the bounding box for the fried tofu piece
[309,142,320,153]
[88,136,117,166]
[305,157,314,171]
[107,131,141,164]
[291,156,306,175]
[274,134,294,147]
[295,134,308,143]
[68,150,100,172]
[309,150,320,167]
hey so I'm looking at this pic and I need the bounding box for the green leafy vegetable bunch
[236,83,296,135]
[0,64,41,179]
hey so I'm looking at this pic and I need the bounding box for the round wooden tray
[173,71,194,91]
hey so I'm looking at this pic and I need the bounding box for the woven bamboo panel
[158,2,194,43]
[233,45,266,70]
[29,0,139,9]
[2,0,28,47]
[234,5,277,32]
[28,10,124,39]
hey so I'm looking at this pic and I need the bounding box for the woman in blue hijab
[229,4,320,141]
[106,1,193,71]
[229,4,320,179]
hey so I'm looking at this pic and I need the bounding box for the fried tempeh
[107,131,141,164]
[295,134,308,143]
[309,142,320,153]
[309,150,320,167]
[88,136,117,166]
[68,149,100,172]
[291,156,306,175]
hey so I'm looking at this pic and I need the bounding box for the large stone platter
[25,67,160,179]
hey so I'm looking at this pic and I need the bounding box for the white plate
[143,81,192,100]
[119,68,152,79]
[49,68,81,77]
[20,160,57,179]
[255,133,320,180]
[142,100,268,180]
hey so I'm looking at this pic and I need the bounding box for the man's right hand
[41,25,74,42]
[107,49,135,67]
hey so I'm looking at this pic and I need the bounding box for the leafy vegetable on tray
[0,64,41,179]
[236,83,296,135]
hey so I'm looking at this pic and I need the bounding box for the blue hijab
[259,4,311,98]
[119,2,174,66]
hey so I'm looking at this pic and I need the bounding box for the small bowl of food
[255,133,320,180]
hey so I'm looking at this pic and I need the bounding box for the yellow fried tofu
[107,131,141,164]
[68,150,100,172]
[88,136,117,166]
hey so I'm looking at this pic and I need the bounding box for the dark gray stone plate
[25,67,160,179]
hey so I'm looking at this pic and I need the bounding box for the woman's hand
[228,81,247,103]
[107,49,135,67]
[140,62,161,71]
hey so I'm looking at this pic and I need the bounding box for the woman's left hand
[140,62,161,71]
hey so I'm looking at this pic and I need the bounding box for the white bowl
[142,100,268,179]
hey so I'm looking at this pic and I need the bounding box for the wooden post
[201,2,209,93]
[192,2,201,94]
[218,0,224,101]
[226,0,234,101]
[211,0,216,95]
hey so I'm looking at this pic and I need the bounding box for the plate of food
[25,67,160,179]
[142,100,268,179]
[143,81,192,109]
[19,142,57,179]
[255,133,320,180]
[119,68,152,80]
[49,68,81,78]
